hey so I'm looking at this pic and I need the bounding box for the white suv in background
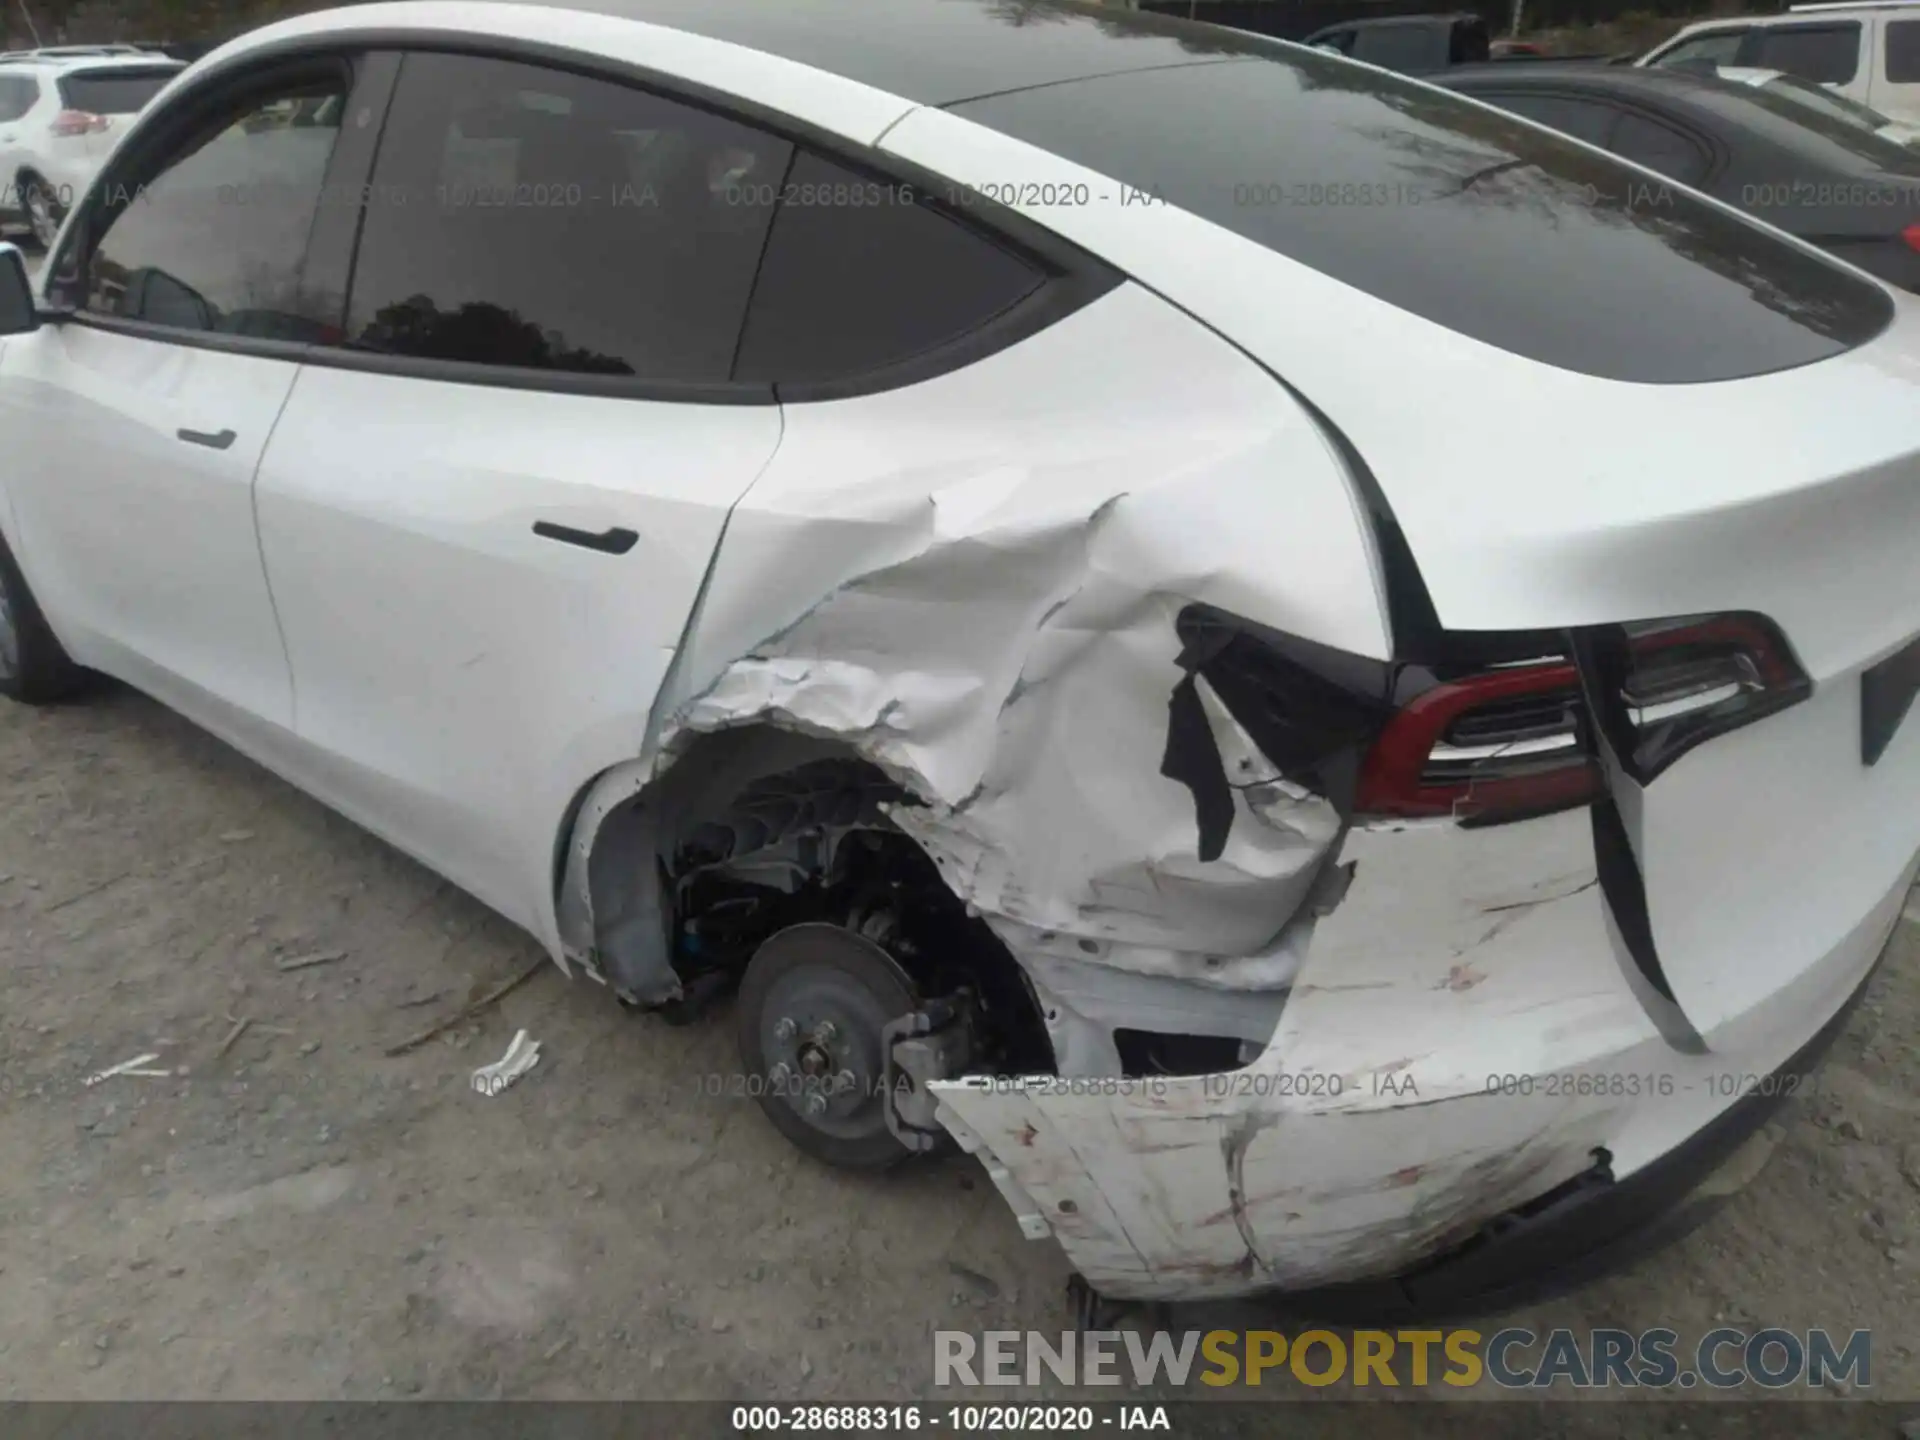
[0,48,183,247]
[1640,3,1920,125]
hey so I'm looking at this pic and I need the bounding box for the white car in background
[1640,2,1920,126]
[0,48,183,247]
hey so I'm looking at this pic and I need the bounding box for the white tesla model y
[0,0,1916,1313]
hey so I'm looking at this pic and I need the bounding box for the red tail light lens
[50,109,108,137]
[1358,612,1811,824]
[1356,658,1600,824]
[1903,222,1920,255]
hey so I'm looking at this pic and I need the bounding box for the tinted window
[1480,92,1620,146]
[0,74,37,122]
[1749,24,1861,85]
[1652,30,1747,69]
[85,74,345,339]
[953,56,1891,384]
[1352,25,1444,73]
[344,52,789,380]
[1889,20,1920,84]
[58,65,179,114]
[1610,112,1710,185]
[734,150,1043,386]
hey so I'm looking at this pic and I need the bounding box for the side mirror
[0,241,36,336]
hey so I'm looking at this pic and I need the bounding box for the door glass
[343,52,791,381]
[1485,93,1620,146]
[1749,24,1862,85]
[733,149,1042,386]
[1889,20,1920,84]
[1650,30,1746,69]
[1610,113,1710,186]
[84,73,347,339]
[1352,25,1440,72]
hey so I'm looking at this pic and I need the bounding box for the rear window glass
[58,66,179,114]
[952,56,1892,384]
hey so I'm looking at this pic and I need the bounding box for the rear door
[253,50,788,932]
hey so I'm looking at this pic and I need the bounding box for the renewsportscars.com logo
[933,1327,1872,1390]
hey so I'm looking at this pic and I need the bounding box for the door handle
[177,427,236,450]
[532,521,638,555]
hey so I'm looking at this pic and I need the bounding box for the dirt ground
[0,677,1917,1424]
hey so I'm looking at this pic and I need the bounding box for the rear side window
[1889,19,1920,84]
[344,52,790,381]
[1748,24,1861,85]
[733,150,1044,387]
[58,66,179,114]
[1351,25,1442,72]
[1610,113,1711,186]
[1481,92,1620,146]
[954,55,1892,384]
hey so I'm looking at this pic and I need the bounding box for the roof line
[938,54,1250,111]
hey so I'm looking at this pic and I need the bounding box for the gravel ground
[0,678,1917,1427]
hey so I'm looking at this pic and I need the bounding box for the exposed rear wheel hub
[736,922,919,1170]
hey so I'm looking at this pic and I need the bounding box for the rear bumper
[932,810,1918,1308]
[1265,952,1875,1323]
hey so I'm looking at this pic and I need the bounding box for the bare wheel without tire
[736,922,919,1171]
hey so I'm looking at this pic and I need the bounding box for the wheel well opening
[583,727,1053,1073]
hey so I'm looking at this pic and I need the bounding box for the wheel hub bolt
[769,1062,793,1086]
[813,1020,839,1046]
[773,1017,797,1042]
[805,1091,829,1117]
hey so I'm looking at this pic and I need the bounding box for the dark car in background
[1439,62,1920,291]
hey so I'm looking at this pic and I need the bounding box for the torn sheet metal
[932,810,1910,1298]
[557,282,1390,1021]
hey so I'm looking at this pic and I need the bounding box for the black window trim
[52,29,1122,406]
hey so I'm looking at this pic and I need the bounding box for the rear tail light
[1357,612,1810,825]
[1356,657,1601,824]
[50,109,108,137]
[1577,612,1810,787]
[1902,222,1920,255]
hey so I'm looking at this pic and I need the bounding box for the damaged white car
[1,0,1917,1314]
